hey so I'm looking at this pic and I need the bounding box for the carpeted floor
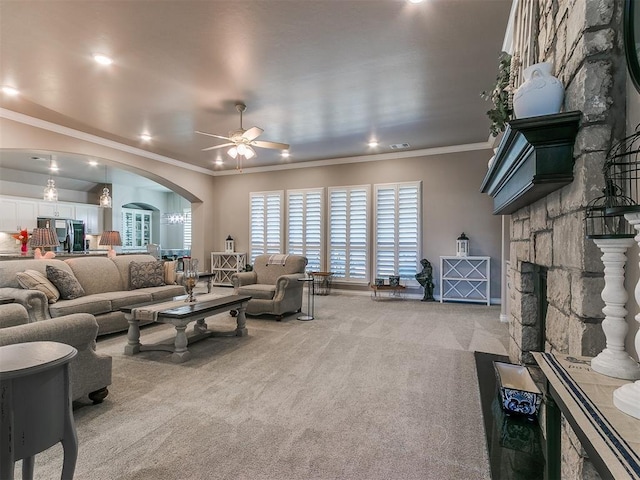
[29,290,509,480]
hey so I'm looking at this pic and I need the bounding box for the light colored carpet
[28,290,509,480]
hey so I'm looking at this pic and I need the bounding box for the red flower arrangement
[12,229,30,245]
[13,229,30,255]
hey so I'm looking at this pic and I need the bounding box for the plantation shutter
[287,188,323,272]
[328,186,369,281]
[250,191,283,264]
[374,182,420,283]
[182,208,192,249]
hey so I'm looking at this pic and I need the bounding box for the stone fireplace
[496,1,630,478]
[506,0,627,369]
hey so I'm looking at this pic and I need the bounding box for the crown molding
[1,108,493,178]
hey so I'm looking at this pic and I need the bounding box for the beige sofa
[0,254,185,335]
[0,302,112,403]
[231,254,308,320]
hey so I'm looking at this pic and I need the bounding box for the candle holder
[183,257,199,302]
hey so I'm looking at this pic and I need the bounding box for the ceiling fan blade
[195,131,231,141]
[202,142,235,152]
[252,140,290,150]
[242,126,264,141]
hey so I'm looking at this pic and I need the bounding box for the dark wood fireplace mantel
[480,111,582,215]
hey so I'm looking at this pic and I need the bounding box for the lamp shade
[99,231,122,246]
[30,228,60,248]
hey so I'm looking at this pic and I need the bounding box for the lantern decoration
[584,178,636,239]
[225,235,235,253]
[602,127,640,215]
[456,232,469,257]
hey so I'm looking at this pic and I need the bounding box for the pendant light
[43,156,58,202]
[99,165,112,208]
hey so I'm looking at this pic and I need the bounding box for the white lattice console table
[210,252,246,286]
[440,256,490,305]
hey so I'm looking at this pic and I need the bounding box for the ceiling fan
[196,103,289,170]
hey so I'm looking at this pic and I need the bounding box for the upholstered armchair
[0,303,112,404]
[231,254,308,320]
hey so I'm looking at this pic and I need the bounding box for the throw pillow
[45,265,85,300]
[130,260,165,289]
[163,260,177,285]
[16,269,60,303]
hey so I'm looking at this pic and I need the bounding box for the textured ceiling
[0,0,511,186]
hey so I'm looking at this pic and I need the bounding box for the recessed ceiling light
[50,163,59,172]
[368,140,379,148]
[215,157,224,166]
[140,133,152,142]
[93,53,113,65]
[88,160,98,166]
[1,85,19,96]
[281,150,290,158]
[408,0,424,3]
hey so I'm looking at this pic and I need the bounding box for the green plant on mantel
[481,51,513,137]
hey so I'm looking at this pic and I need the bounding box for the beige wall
[212,149,503,298]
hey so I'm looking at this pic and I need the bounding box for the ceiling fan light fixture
[228,146,238,159]
[244,145,256,160]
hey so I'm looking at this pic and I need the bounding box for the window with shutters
[328,185,369,282]
[249,191,283,264]
[374,182,421,284]
[183,208,192,249]
[287,188,323,272]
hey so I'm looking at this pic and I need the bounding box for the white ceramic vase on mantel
[513,62,564,119]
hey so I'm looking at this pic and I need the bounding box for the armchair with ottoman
[231,254,308,320]
[0,302,112,403]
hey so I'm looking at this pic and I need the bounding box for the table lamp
[99,231,122,258]
[30,227,60,259]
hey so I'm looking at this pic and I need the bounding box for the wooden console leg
[88,387,109,404]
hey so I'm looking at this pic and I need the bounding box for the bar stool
[0,342,78,480]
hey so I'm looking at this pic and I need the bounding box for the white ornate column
[613,213,640,419]
[591,238,640,379]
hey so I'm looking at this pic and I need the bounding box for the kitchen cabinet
[38,202,74,219]
[0,197,37,232]
[75,205,103,234]
[122,208,152,249]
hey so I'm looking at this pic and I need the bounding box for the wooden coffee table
[121,294,251,363]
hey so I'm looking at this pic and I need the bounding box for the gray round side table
[0,341,78,480]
